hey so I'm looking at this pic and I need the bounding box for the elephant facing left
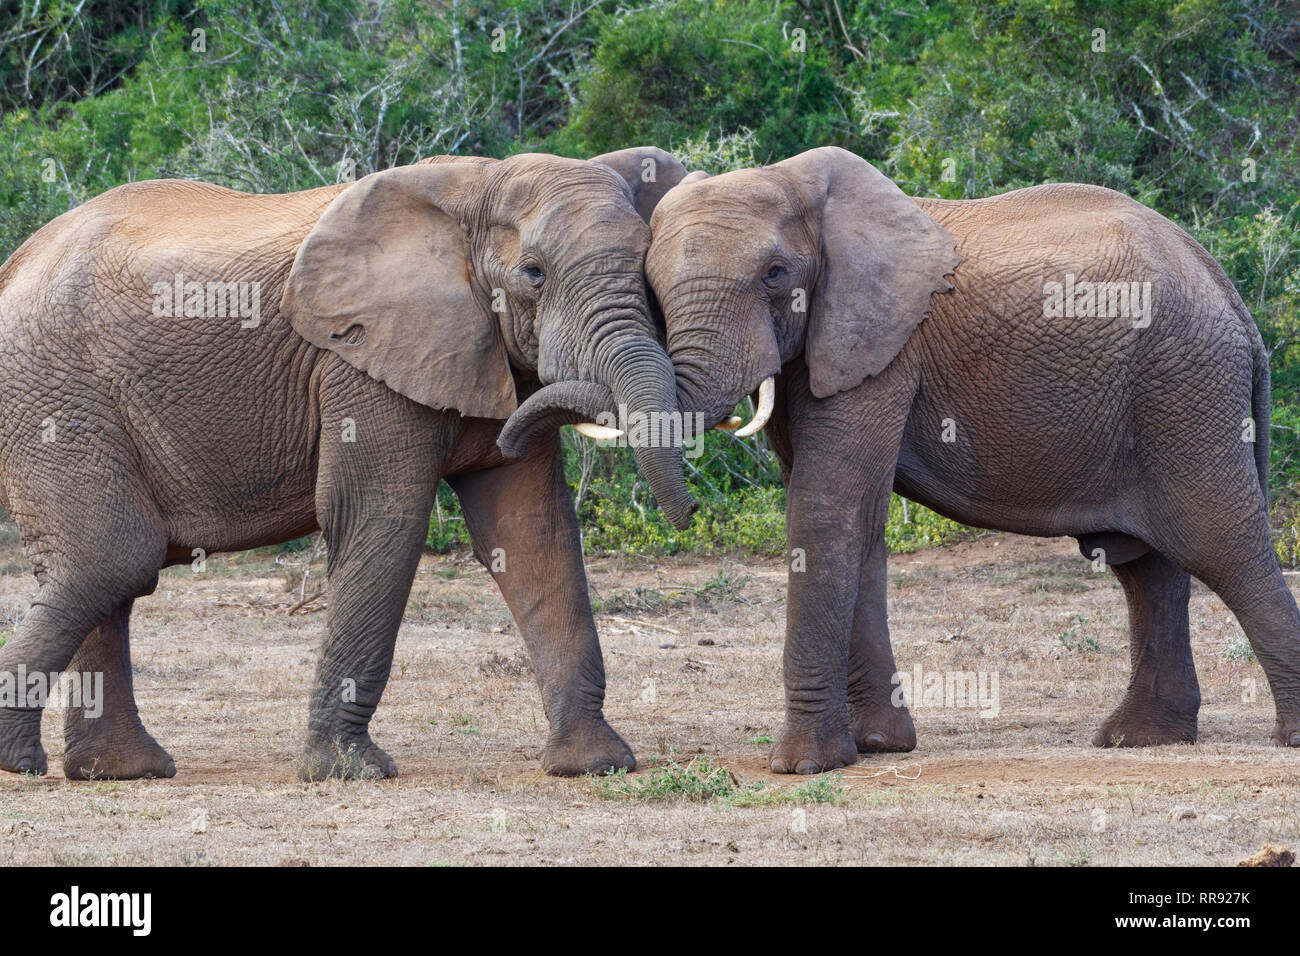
[0,148,697,781]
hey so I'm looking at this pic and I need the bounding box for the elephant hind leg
[0,472,168,776]
[0,571,161,776]
[1091,547,1200,747]
[62,599,176,780]
[1148,495,1300,747]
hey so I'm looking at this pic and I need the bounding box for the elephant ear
[281,162,516,419]
[781,147,959,398]
[591,147,688,223]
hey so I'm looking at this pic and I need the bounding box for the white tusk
[712,416,744,431]
[573,422,624,441]
[734,377,775,438]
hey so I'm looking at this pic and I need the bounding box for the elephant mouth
[686,376,777,438]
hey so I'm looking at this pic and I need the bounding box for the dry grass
[1,531,1297,866]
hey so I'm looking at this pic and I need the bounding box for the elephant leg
[0,498,166,776]
[300,492,434,780]
[846,539,916,753]
[769,388,911,774]
[299,379,444,781]
[448,435,634,776]
[62,598,176,779]
[1151,503,1300,747]
[0,595,99,775]
[1089,547,1200,747]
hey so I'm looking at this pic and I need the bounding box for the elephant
[0,146,698,781]
[632,145,1300,773]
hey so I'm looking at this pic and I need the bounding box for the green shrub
[593,755,843,806]
[5,0,1297,564]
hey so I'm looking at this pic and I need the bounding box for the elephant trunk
[669,302,783,433]
[498,380,619,454]
[498,327,699,531]
[596,332,699,530]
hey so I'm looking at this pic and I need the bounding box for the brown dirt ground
[1,529,1298,866]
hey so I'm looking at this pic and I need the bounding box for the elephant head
[645,146,960,433]
[280,148,698,528]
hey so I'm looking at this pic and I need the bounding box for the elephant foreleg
[300,499,433,781]
[846,541,916,753]
[300,381,444,781]
[769,414,916,772]
[448,436,634,776]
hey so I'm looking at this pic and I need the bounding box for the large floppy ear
[280,162,516,419]
[779,147,959,398]
[591,147,688,223]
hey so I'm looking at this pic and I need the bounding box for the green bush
[550,0,842,164]
[4,0,1298,563]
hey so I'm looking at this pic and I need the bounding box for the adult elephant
[0,147,696,781]
[633,145,1298,772]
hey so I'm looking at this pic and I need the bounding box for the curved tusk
[573,422,624,441]
[734,377,775,438]
[712,416,744,432]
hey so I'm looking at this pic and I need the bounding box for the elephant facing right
[639,146,1300,773]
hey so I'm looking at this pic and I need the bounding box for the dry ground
[1,528,1297,866]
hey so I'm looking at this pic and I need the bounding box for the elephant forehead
[668,221,772,265]
[499,158,630,213]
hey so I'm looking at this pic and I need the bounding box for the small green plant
[1057,617,1102,653]
[592,756,843,806]
[746,736,775,745]
[451,713,479,735]
[1222,634,1258,662]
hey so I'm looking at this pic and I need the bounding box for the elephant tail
[1251,332,1270,509]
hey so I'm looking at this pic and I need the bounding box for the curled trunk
[498,334,698,530]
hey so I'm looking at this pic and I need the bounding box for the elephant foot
[542,718,635,776]
[1092,697,1198,747]
[769,721,858,775]
[849,698,917,753]
[299,733,398,781]
[0,707,47,775]
[1270,714,1300,748]
[63,709,176,780]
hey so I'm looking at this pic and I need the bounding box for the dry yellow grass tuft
[1236,844,1295,867]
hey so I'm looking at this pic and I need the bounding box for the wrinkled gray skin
[0,147,694,780]
[646,146,1300,773]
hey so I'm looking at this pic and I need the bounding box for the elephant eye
[519,263,546,288]
[762,263,787,288]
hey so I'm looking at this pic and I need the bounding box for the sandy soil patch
[1,531,1296,866]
